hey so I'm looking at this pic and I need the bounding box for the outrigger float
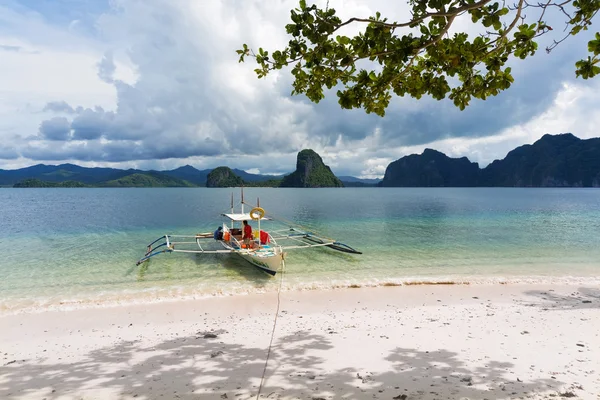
[136,190,361,276]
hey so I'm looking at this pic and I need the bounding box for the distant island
[380,133,600,187]
[2,149,353,188]
[3,134,600,188]
[280,149,344,188]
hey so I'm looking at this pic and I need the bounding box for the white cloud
[0,0,598,179]
[354,80,600,175]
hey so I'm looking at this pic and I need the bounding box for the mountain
[380,148,480,187]
[339,176,381,187]
[13,179,87,188]
[100,172,194,187]
[13,172,194,188]
[232,169,285,182]
[160,165,212,186]
[480,133,600,187]
[338,176,381,184]
[0,164,281,187]
[5,134,598,188]
[380,133,600,187]
[0,163,136,186]
[280,149,344,188]
[206,167,244,187]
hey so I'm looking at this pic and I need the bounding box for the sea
[1,187,599,314]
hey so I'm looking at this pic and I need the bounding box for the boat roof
[221,213,272,222]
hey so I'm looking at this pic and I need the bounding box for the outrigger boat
[135,190,362,276]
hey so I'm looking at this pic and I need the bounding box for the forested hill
[5,134,597,188]
[380,133,600,187]
[279,149,344,188]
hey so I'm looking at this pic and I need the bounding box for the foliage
[244,178,283,187]
[481,133,600,186]
[380,133,600,187]
[280,149,344,187]
[13,179,87,188]
[100,173,195,187]
[380,149,480,186]
[238,0,600,116]
[206,167,245,187]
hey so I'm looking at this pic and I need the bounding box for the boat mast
[229,192,234,230]
[257,197,260,243]
[241,186,244,214]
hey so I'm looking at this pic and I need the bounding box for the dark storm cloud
[38,117,71,140]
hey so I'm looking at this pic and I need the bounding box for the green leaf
[588,38,600,55]
[238,0,600,116]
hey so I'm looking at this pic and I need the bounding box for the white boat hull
[236,247,283,275]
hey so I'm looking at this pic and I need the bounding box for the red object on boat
[260,230,270,245]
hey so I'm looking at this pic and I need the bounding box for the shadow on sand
[523,286,600,310]
[1,328,568,399]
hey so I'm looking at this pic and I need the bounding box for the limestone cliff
[379,149,480,187]
[206,167,244,188]
[280,149,344,188]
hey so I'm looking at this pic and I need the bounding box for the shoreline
[2,284,599,399]
[2,275,600,316]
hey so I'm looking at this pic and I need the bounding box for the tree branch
[485,0,526,55]
[331,0,492,33]
[380,14,459,92]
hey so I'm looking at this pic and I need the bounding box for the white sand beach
[1,284,599,400]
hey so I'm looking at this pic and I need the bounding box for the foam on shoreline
[2,274,599,316]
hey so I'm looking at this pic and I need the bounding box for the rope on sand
[256,258,285,399]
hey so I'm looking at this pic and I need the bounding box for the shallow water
[1,187,599,313]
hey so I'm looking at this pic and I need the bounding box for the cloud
[0,44,21,52]
[39,117,71,141]
[71,107,113,140]
[0,145,19,160]
[1,0,599,177]
[43,101,75,114]
[97,51,115,83]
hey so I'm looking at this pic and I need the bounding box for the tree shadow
[1,328,575,399]
[522,287,600,310]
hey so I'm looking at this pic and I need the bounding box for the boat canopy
[221,213,272,222]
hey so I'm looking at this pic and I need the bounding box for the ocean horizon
[1,187,599,314]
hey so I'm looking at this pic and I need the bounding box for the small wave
[2,274,599,315]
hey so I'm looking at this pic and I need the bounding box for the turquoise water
[0,188,599,313]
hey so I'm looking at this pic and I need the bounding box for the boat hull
[236,248,283,276]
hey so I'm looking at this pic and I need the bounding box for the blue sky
[1,0,599,178]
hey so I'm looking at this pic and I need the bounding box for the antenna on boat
[241,186,244,214]
[230,192,234,213]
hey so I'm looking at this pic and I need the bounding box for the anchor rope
[256,258,285,400]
